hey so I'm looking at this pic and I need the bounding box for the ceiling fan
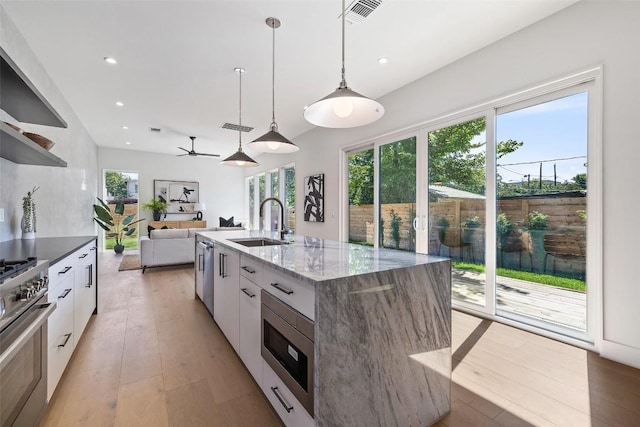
[177,136,220,157]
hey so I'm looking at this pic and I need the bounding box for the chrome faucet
[259,197,287,240]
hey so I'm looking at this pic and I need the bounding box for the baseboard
[600,340,640,369]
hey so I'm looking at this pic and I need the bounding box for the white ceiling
[2,0,577,159]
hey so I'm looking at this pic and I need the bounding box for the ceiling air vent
[149,127,162,133]
[221,122,254,133]
[344,0,382,24]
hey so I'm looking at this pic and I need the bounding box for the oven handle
[0,302,56,371]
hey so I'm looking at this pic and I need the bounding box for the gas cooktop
[0,257,37,284]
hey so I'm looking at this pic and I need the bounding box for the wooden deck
[452,269,586,331]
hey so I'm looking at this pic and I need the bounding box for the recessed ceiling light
[104,57,117,64]
[121,126,129,130]
[378,57,388,64]
[115,101,124,107]
[125,141,131,145]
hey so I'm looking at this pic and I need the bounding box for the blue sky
[496,92,588,184]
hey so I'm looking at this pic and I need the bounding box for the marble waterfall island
[199,230,452,426]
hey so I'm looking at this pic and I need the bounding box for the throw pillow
[147,225,155,238]
[219,216,235,227]
[161,225,169,229]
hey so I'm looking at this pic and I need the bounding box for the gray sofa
[139,227,240,272]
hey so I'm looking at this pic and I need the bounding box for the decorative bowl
[23,132,55,151]
[3,121,23,133]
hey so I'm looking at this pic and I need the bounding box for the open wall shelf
[0,46,68,167]
[0,122,67,167]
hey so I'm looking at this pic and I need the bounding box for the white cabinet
[73,242,96,346]
[238,276,262,383]
[213,245,240,352]
[47,239,98,401]
[47,257,76,402]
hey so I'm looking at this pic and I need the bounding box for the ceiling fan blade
[177,153,189,157]
[178,147,190,152]
[196,153,221,157]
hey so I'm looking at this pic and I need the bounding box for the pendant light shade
[222,67,259,167]
[250,17,298,154]
[303,0,384,128]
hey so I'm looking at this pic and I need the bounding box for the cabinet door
[238,276,262,383]
[47,273,75,401]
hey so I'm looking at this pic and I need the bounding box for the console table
[150,220,206,229]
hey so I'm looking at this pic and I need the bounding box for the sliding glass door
[427,117,489,308]
[379,137,417,252]
[495,89,589,338]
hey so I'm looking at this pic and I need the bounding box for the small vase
[113,244,125,254]
[20,216,36,240]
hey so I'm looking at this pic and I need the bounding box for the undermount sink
[229,237,289,247]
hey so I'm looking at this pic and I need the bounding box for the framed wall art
[154,180,199,214]
[303,173,324,222]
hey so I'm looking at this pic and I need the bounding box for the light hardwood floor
[41,251,640,426]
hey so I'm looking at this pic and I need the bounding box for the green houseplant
[142,198,168,221]
[94,197,144,253]
[526,211,549,230]
[21,186,39,240]
[525,211,548,273]
[460,215,481,243]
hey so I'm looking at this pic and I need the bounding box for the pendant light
[222,67,259,167]
[250,17,299,154]
[303,0,384,128]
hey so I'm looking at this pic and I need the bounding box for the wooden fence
[349,196,586,277]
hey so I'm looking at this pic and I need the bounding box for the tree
[105,171,128,201]
[380,138,416,204]
[348,149,374,205]
[285,167,295,208]
[429,118,522,195]
[572,173,587,189]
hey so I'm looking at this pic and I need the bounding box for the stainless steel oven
[260,290,314,416]
[0,259,55,427]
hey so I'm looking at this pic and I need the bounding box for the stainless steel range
[0,257,55,427]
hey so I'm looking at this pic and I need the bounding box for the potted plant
[21,186,39,240]
[93,198,144,254]
[460,215,481,243]
[525,211,548,272]
[141,198,168,221]
[435,216,450,249]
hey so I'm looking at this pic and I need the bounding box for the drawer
[75,241,97,266]
[47,282,75,401]
[239,255,263,284]
[48,255,76,292]
[262,267,315,320]
[261,360,314,427]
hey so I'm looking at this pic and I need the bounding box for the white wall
[256,2,640,367]
[0,6,98,241]
[98,147,245,236]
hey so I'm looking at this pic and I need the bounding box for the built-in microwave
[260,290,314,417]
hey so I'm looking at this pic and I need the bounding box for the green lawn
[452,261,586,292]
[105,236,139,250]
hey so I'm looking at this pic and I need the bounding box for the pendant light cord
[341,0,346,87]
[238,69,243,150]
[272,22,276,124]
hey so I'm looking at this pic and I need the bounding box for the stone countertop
[197,230,448,284]
[0,236,97,265]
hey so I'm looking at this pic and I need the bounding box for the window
[246,164,295,232]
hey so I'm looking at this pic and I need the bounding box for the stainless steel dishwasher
[201,240,216,316]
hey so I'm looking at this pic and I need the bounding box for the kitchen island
[198,230,451,426]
